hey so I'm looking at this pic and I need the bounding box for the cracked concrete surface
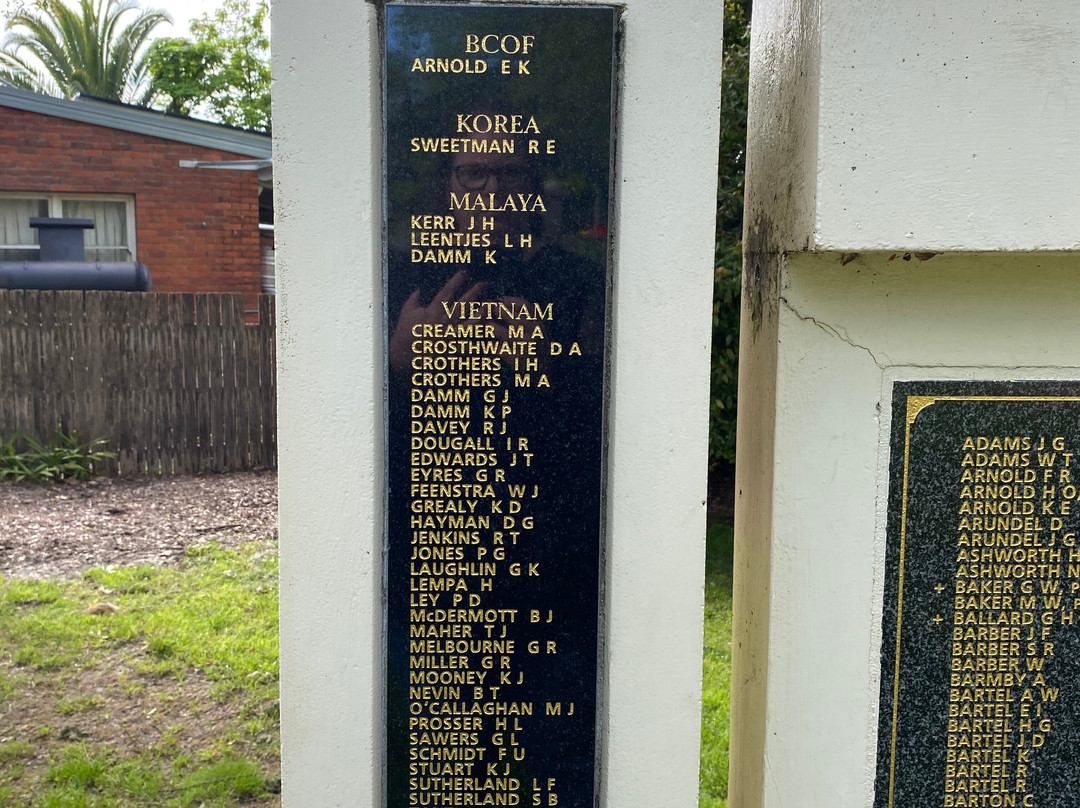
[780,296,887,368]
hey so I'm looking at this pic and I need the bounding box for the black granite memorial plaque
[383,5,616,807]
[875,380,1080,808]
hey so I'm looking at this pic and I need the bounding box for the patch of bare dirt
[0,472,281,806]
[0,650,281,806]
[0,471,277,580]
[3,652,224,761]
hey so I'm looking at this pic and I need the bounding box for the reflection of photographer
[389,126,600,377]
[446,136,539,282]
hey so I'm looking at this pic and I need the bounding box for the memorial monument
[383,7,613,805]
[273,1,721,806]
[730,1,1080,807]
[875,383,1080,808]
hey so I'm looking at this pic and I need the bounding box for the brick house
[0,85,272,312]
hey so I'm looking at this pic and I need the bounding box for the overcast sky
[151,0,223,39]
[0,0,227,41]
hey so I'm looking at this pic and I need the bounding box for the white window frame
[0,192,137,260]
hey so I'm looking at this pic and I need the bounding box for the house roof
[0,84,271,159]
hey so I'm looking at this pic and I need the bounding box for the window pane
[0,248,39,261]
[84,247,129,262]
[0,198,48,248]
[61,199,130,259]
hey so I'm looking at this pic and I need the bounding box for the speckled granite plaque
[875,381,1080,808]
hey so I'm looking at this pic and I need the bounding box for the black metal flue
[0,216,152,291]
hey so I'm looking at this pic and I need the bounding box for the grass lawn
[0,542,280,807]
[0,524,734,807]
[700,520,734,808]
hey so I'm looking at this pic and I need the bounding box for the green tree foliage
[147,0,269,131]
[143,35,218,116]
[0,0,168,103]
[710,0,751,466]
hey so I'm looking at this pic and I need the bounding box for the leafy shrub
[709,7,750,467]
[0,430,115,483]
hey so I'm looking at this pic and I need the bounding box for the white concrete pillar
[732,2,1080,806]
[272,1,721,805]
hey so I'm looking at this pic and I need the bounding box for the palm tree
[0,0,169,105]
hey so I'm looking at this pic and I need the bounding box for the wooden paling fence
[0,291,276,476]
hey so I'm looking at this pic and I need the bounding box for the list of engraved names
[384,6,615,808]
[407,312,574,807]
[945,435,1079,808]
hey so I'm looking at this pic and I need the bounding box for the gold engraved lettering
[464,33,536,55]
[937,426,1080,807]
